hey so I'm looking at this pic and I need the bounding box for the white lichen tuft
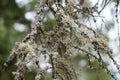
[15,42,37,54]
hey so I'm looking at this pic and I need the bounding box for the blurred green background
[0,0,37,79]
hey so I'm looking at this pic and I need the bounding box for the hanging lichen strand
[115,0,120,48]
[2,0,120,80]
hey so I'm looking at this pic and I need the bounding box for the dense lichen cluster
[2,0,120,80]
